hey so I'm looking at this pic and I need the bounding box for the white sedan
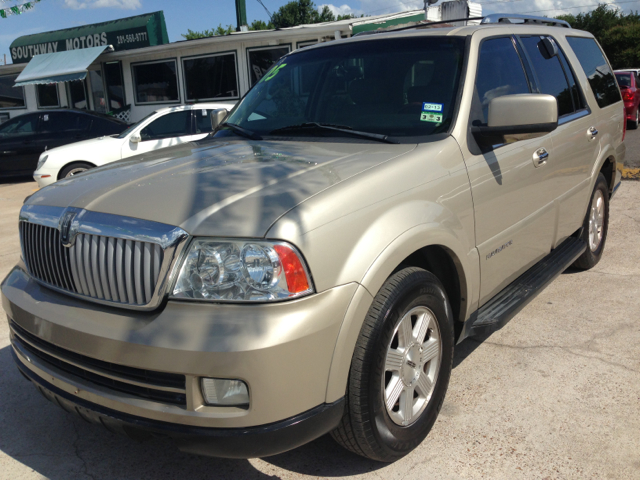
[33,102,235,188]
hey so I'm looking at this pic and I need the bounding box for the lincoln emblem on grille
[59,210,78,247]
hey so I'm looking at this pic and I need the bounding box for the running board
[459,237,586,342]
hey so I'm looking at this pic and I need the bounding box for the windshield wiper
[268,122,398,144]
[219,122,263,140]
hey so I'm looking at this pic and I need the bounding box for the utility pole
[236,0,248,31]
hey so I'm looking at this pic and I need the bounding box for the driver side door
[121,110,194,159]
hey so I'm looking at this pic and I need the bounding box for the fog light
[201,378,249,407]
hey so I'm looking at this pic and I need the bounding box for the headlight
[36,154,48,171]
[171,238,314,302]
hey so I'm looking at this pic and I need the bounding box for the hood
[46,134,122,157]
[27,138,416,237]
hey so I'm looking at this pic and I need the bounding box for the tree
[250,19,273,30]
[270,0,335,28]
[181,24,234,40]
[557,4,640,69]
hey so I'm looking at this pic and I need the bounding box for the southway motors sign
[10,11,168,64]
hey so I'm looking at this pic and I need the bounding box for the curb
[622,167,640,180]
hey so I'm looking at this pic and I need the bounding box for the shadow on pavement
[0,175,34,186]
[0,344,384,479]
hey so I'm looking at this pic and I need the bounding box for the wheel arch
[325,225,475,403]
[57,161,97,180]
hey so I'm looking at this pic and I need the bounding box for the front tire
[572,173,609,270]
[331,267,454,462]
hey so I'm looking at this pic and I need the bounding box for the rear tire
[629,109,639,130]
[572,173,609,270]
[330,267,454,462]
[59,162,94,179]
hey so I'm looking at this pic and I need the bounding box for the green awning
[352,12,426,35]
[9,11,169,64]
[14,46,107,86]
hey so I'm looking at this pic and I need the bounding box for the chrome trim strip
[11,328,186,394]
[21,205,187,250]
[558,108,590,126]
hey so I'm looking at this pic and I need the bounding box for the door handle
[588,126,598,139]
[533,147,549,167]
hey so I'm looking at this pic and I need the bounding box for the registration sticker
[202,109,207,116]
[420,112,443,123]
[422,102,443,112]
[43,114,49,121]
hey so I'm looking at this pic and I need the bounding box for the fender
[324,222,479,403]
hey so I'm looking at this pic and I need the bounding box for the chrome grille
[21,222,163,306]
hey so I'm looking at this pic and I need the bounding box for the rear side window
[519,36,578,117]
[40,112,92,134]
[472,37,531,125]
[566,37,620,108]
[195,108,213,133]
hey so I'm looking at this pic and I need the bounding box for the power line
[256,0,272,20]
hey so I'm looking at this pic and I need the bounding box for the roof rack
[352,13,571,37]
[481,14,571,28]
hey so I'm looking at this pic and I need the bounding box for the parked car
[0,109,127,179]
[2,16,624,462]
[33,103,235,187]
[614,70,640,129]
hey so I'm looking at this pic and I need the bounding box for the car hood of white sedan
[43,135,123,168]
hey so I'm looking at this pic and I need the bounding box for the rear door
[121,110,194,159]
[0,113,41,176]
[463,35,557,305]
[517,34,599,244]
[37,112,94,153]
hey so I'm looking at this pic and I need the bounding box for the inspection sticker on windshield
[420,112,443,123]
[422,102,443,112]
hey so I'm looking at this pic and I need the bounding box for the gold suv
[2,14,625,461]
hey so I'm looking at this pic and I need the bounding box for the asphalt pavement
[0,166,639,479]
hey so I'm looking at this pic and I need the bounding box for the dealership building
[0,3,480,124]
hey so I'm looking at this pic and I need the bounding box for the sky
[2,0,640,64]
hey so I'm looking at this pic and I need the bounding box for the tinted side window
[473,37,531,125]
[40,112,92,134]
[566,37,620,108]
[519,36,574,117]
[195,109,214,133]
[616,73,632,88]
[140,111,192,141]
[0,114,38,135]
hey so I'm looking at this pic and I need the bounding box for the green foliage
[557,4,640,69]
[250,19,273,30]
[270,0,336,28]
[181,24,234,40]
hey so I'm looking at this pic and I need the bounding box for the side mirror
[472,94,558,148]
[210,108,229,131]
[130,134,141,143]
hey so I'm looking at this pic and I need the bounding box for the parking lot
[1,150,639,479]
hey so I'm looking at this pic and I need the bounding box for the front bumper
[14,356,344,458]
[2,262,356,441]
[33,169,56,188]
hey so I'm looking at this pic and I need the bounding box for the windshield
[224,36,466,140]
[117,111,157,138]
[616,73,632,88]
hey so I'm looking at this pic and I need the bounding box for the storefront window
[132,59,179,104]
[67,80,88,109]
[104,61,126,110]
[247,46,291,87]
[89,70,107,113]
[36,83,60,108]
[0,74,26,109]
[183,53,239,101]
